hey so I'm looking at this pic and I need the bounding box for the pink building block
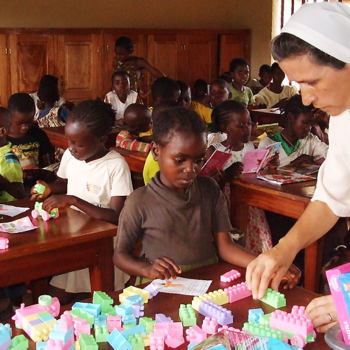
[0,237,9,250]
[224,282,252,303]
[198,301,233,326]
[185,326,207,343]
[107,316,123,333]
[59,312,73,333]
[217,325,240,332]
[153,322,184,348]
[149,333,164,350]
[44,297,60,318]
[220,269,241,283]
[46,337,74,350]
[73,318,90,339]
[201,317,218,335]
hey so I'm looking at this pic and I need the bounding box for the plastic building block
[46,338,74,350]
[102,306,116,316]
[197,300,233,325]
[8,335,28,350]
[139,318,155,334]
[123,295,143,307]
[123,323,137,330]
[0,237,9,250]
[220,269,241,283]
[242,322,285,342]
[74,342,80,350]
[94,314,107,327]
[95,325,109,342]
[131,304,144,319]
[38,296,60,318]
[31,202,59,221]
[248,308,264,323]
[185,326,207,343]
[78,334,97,350]
[143,282,159,299]
[70,310,94,326]
[179,304,196,327]
[259,313,272,325]
[115,305,132,318]
[140,335,150,347]
[155,314,173,323]
[269,306,315,348]
[107,316,123,333]
[192,290,228,310]
[201,317,218,335]
[72,303,101,318]
[93,291,114,313]
[217,325,239,332]
[224,282,252,303]
[73,318,90,339]
[149,333,164,350]
[107,329,132,350]
[120,287,150,304]
[122,314,136,326]
[36,341,47,350]
[187,343,198,350]
[127,335,144,350]
[121,325,146,339]
[0,323,11,350]
[34,183,46,195]
[206,345,228,350]
[259,288,286,308]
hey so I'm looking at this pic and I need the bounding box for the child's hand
[280,264,301,290]
[290,154,314,165]
[43,195,74,213]
[145,257,182,280]
[268,152,280,169]
[30,181,51,201]
[225,162,244,178]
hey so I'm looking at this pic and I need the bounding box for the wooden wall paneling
[219,31,251,75]
[56,33,102,103]
[182,33,217,87]
[102,30,146,97]
[0,34,9,106]
[8,33,55,95]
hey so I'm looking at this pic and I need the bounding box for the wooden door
[219,31,251,75]
[0,35,9,106]
[182,33,217,88]
[102,31,146,96]
[8,34,55,95]
[56,33,102,103]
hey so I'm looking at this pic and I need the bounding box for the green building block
[71,309,95,325]
[258,313,272,325]
[95,325,109,342]
[128,334,144,350]
[242,322,284,341]
[8,335,29,350]
[179,304,196,327]
[93,291,114,313]
[259,288,286,308]
[139,317,155,334]
[34,183,46,195]
[79,334,98,350]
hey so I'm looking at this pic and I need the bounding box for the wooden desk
[0,199,117,298]
[15,262,327,350]
[250,108,281,125]
[43,126,119,150]
[230,174,323,293]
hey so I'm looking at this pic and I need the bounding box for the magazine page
[200,149,231,176]
[257,171,316,185]
[242,149,268,173]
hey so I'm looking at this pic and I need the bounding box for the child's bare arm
[136,58,165,78]
[114,249,181,280]
[31,178,68,201]
[0,175,24,200]
[43,195,126,225]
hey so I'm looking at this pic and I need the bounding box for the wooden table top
[13,261,328,350]
[250,108,281,125]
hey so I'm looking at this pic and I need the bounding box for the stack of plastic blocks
[143,282,159,300]
[201,317,218,335]
[248,309,264,323]
[107,316,123,333]
[224,282,252,303]
[242,322,285,341]
[69,310,94,328]
[94,325,109,343]
[78,334,98,350]
[72,318,90,339]
[197,300,233,325]
[107,329,132,350]
[46,311,75,350]
[0,323,11,350]
[179,305,196,327]
[192,290,228,310]
[185,326,207,344]
[220,269,241,283]
[153,322,184,348]
[139,318,155,334]
[92,291,114,314]
[119,287,150,305]
[72,303,101,319]
[259,288,286,308]
[123,296,144,319]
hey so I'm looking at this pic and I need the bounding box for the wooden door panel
[184,34,217,87]
[102,31,145,96]
[56,34,102,103]
[219,32,251,75]
[0,34,9,106]
[8,34,55,94]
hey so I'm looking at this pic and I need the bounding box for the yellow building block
[122,286,150,304]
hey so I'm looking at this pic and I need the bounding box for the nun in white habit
[246,2,350,333]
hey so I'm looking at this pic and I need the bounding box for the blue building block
[121,325,146,339]
[107,329,132,350]
[187,343,198,350]
[207,345,228,350]
[248,308,264,323]
[115,305,132,317]
[72,302,101,318]
[0,324,12,350]
[49,325,74,344]
[35,342,47,350]
[123,295,143,307]
[95,314,107,326]
[122,314,136,325]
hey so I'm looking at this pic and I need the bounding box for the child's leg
[47,285,90,306]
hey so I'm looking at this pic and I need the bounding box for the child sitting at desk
[176,80,192,109]
[151,77,180,107]
[192,78,210,107]
[228,57,255,107]
[114,106,299,288]
[247,64,272,95]
[254,62,298,109]
[31,99,133,304]
[7,93,55,170]
[116,104,153,153]
[37,78,69,128]
[104,71,142,127]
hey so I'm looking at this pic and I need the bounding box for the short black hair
[259,64,271,74]
[0,107,10,128]
[193,79,208,90]
[153,107,206,146]
[176,80,190,94]
[151,77,180,100]
[218,74,233,84]
[272,33,346,70]
[111,71,130,84]
[68,99,115,138]
[281,94,314,120]
[229,57,250,72]
[38,81,60,104]
[115,36,134,51]
[39,75,59,86]
[152,100,179,124]
[271,62,281,73]
[211,100,247,133]
[8,93,35,115]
